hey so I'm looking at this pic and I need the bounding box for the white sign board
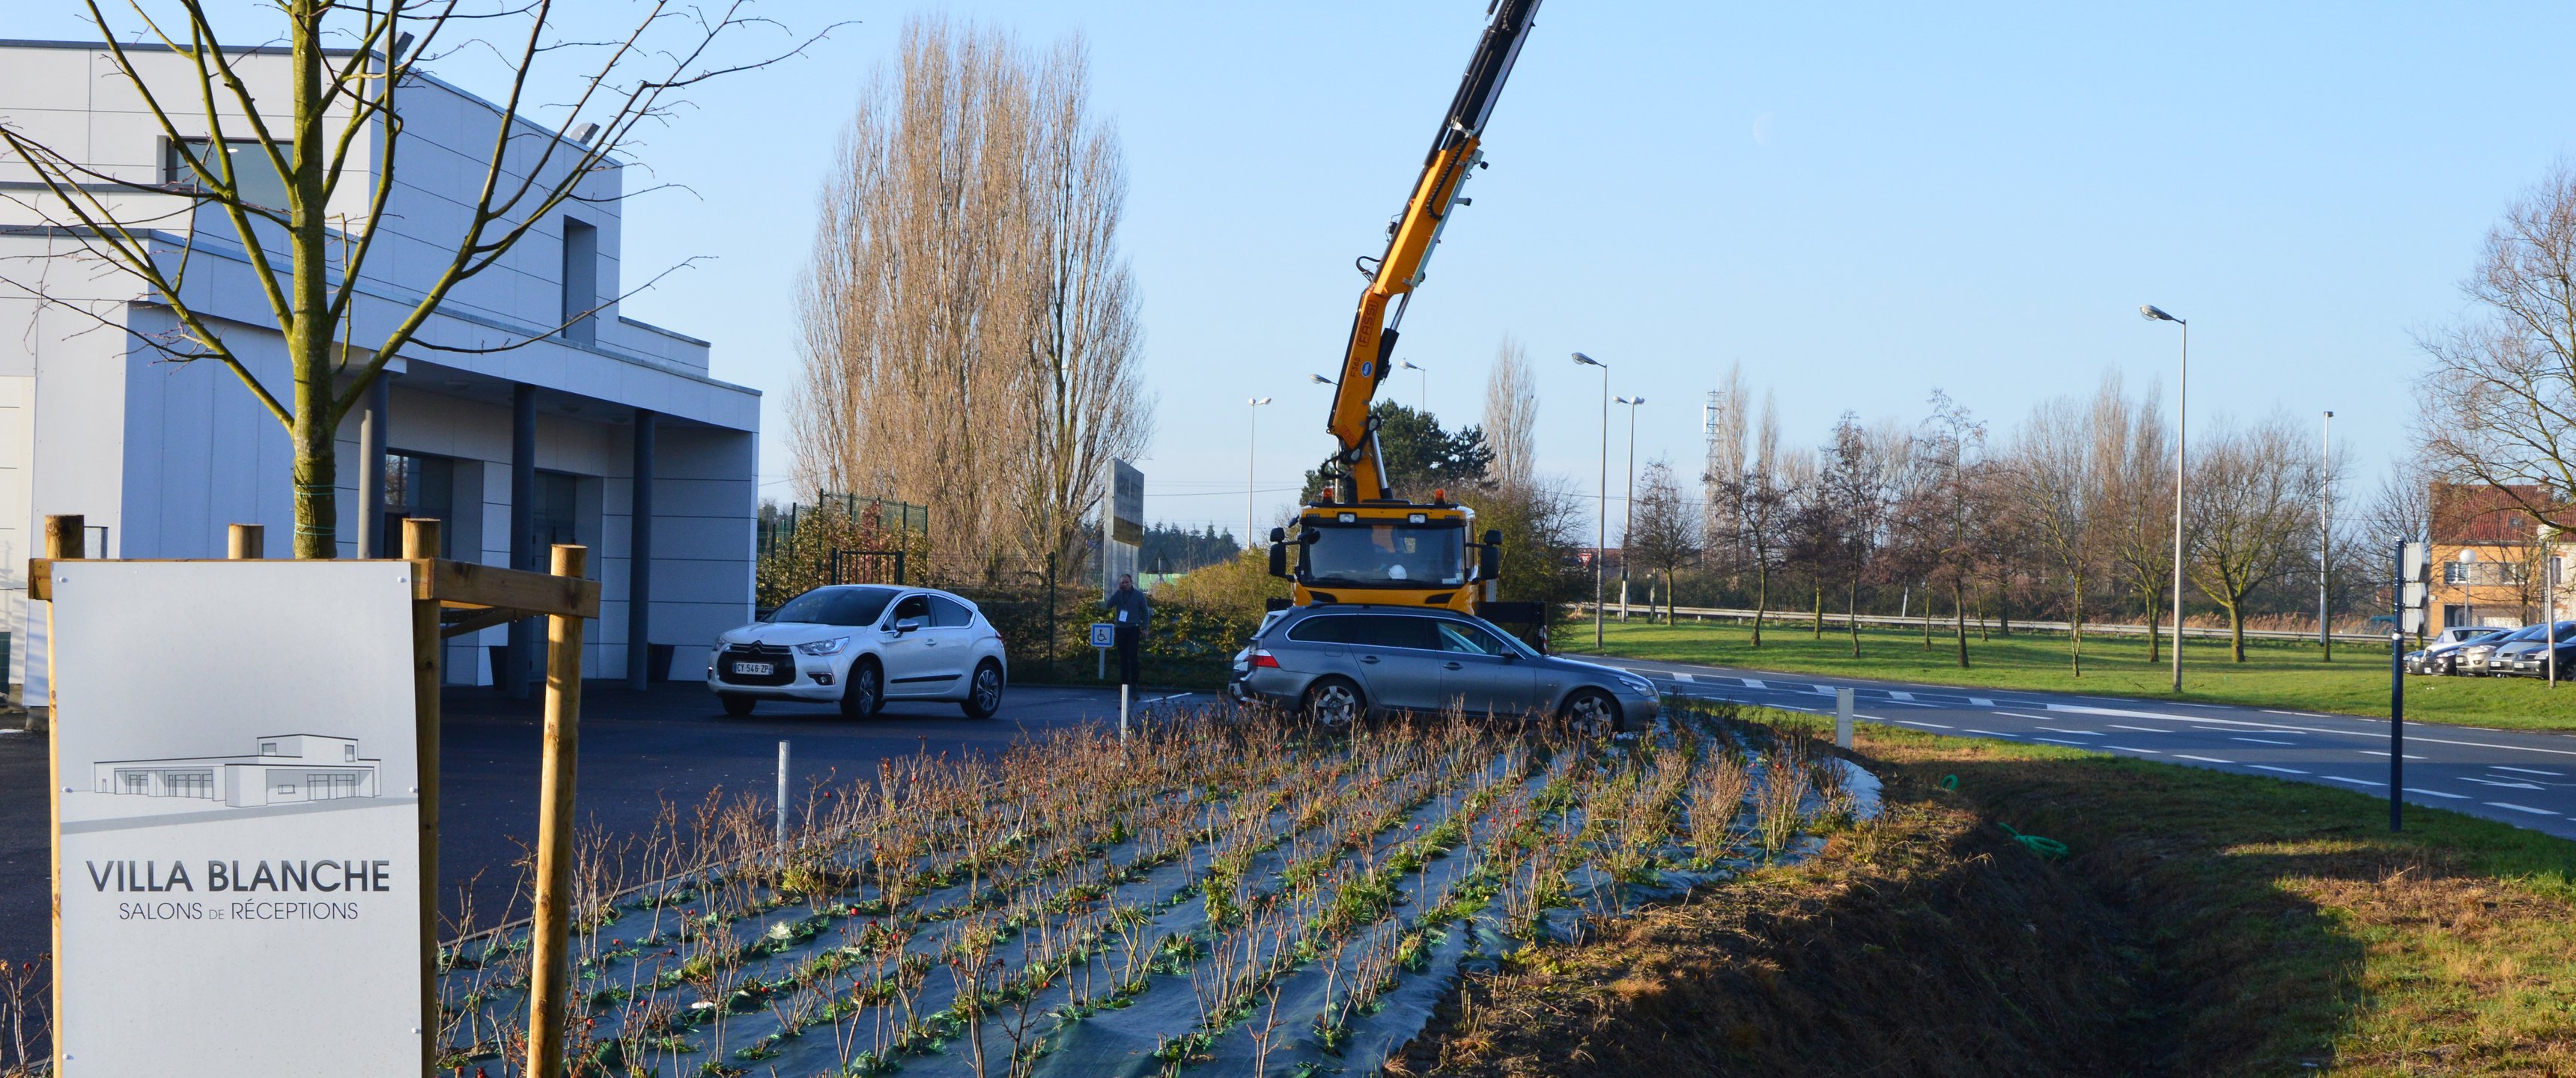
[1102,459,1144,589]
[49,562,422,1076]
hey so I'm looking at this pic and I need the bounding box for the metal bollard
[776,740,791,850]
[1120,684,1131,742]
[1835,688,1853,749]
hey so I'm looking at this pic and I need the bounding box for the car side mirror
[893,617,925,635]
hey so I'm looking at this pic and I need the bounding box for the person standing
[1106,573,1152,686]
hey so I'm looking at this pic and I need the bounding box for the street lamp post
[1574,353,1609,648]
[2321,409,2333,661]
[1615,395,1646,621]
[1400,359,1427,413]
[1248,397,1272,548]
[2142,305,2187,692]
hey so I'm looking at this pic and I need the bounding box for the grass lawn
[1573,616,2576,732]
[1412,704,2576,1076]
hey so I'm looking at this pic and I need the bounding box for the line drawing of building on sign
[93,735,380,807]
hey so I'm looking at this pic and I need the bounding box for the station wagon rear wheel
[1303,677,1365,729]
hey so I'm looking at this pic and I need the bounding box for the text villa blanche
[88,859,394,893]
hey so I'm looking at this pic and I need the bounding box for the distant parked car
[1227,606,1658,732]
[2460,622,2575,677]
[708,585,1009,719]
[2503,626,2576,677]
[2412,626,2515,675]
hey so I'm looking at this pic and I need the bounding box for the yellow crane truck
[1267,0,1547,633]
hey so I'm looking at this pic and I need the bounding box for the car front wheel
[962,660,1004,719]
[841,660,883,719]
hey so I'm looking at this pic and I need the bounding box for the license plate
[732,662,774,676]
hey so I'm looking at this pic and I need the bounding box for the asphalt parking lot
[0,679,1187,967]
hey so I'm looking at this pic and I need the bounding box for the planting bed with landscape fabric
[434,701,1873,1077]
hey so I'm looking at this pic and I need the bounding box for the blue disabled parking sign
[1090,622,1117,648]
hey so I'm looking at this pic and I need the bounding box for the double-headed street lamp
[2141,304,2187,692]
[1615,395,1646,619]
[1573,352,1609,648]
[1248,397,1272,548]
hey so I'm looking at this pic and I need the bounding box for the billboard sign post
[31,514,600,1077]
[1104,460,1144,591]
[2390,538,2428,832]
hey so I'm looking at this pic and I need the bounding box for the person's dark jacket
[1106,587,1152,633]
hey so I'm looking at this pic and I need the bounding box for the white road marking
[2035,726,2102,736]
[2263,710,2336,719]
[1672,672,1694,681]
[2357,750,2426,760]
[2322,776,2382,787]
[2033,737,2089,746]
[2103,745,2160,754]
[2250,764,2309,775]
[2107,724,2175,734]
[1813,684,1837,695]
[2494,766,2566,777]
[2403,788,2468,800]
[1896,719,1955,729]
[1741,678,1767,689]
[1890,690,1914,701]
[2458,776,2545,790]
[2485,802,2557,816]
[1994,710,2053,722]
[1963,729,2008,737]
[2232,737,2296,746]
[2174,755,2235,764]
[1970,697,1996,707]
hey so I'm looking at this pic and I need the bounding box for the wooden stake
[525,543,587,1078]
[403,518,443,1075]
[227,523,264,560]
[40,514,75,1074]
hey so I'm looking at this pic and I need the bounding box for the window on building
[259,741,278,755]
[384,452,456,557]
[344,744,357,762]
[534,470,581,549]
[165,772,213,800]
[561,217,598,344]
[165,138,292,211]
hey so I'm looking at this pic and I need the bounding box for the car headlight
[795,637,851,657]
[1618,674,1655,695]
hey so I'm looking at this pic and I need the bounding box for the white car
[709,585,1009,719]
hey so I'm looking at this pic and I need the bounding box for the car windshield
[769,586,899,627]
[1301,523,1466,588]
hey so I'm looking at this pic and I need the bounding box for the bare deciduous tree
[2009,393,2104,674]
[792,18,1149,579]
[2187,413,2319,661]
[1916,390,1987,667]
[1482,335,1538,493]
[0,1,827,556]
[1624,459,1698,624]
[1701,361,1749,570]
[2422,165,2576,538]
[2094,374,2177,663]
[1713,391,1786,646]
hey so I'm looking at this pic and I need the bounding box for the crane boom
[1318,0,1542,502]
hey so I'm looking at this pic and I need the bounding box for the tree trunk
[288,17,339,559]
[1847,579,1860,658]
[2228,601,2247,663]
[1812,582,1824,638]
[1752,560,1767,648]
[1953,582,1969,668]
[1923,585,1933,650]
[2069,584,2083,677]
[1998,588,2014,636]
[2142,585,2161,663]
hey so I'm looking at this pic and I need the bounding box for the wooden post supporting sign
[525,543,588,1078]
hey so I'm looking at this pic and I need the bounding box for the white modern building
[0,39,759,700]
[95,734,380,806]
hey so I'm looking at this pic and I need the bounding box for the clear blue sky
[34,4,2576,542]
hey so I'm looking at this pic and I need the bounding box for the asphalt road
[1585,654,2576,842]
[0,680,1188,968]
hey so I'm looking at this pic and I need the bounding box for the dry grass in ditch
[1407,707,2576,1077]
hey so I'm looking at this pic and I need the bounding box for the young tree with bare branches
[2187,414,2320,661]
[0,1,830,557]
[2009,393,2105,674]
[2422,165,2576,540]
[2093,374,2177,663]
[1483,335,1539,493]
[1624,459,1698,624]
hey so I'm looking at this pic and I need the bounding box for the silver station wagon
[1229,606,1659,731]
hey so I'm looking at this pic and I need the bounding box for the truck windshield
[1303,523,1466,588]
